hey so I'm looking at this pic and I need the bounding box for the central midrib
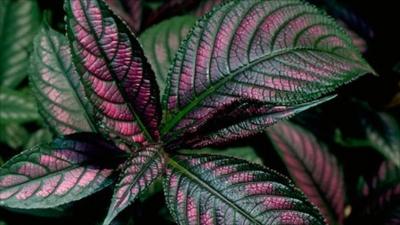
[168,158,263,225]
[161,47,362,135]
[77,0,153,142]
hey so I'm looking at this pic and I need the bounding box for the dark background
[1,0,399,224]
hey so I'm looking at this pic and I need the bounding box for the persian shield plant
[0,0,376,224]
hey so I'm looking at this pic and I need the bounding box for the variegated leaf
[103,145,165,225]
[30,26,97,135]
[65,0,161,146]
[0,133,124,209]
[105,0,142,33]
[165,154,327,225]
[268,121,346,225]
[140,15,196,95]
[162,0,375,142]
[0,0,40,88]
[0,124,28,149]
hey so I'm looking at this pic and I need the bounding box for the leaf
[365,114,400,166]
[0,0,41,88]
[30,26,98,136]
[140,15,196,95]
[179,96,335,149]
[0,124,28,149]
[267,121,346,225]
[65,0,161,146]
[164,154,327,225]
[121,0,143,32]
[24,129,53,149]
[357,161,400,224]
[143,0,199,29]
[103,145,165,225]
[194,0,224,17]
[0,88,39,124]
[104,0,142,33]
[338,21,367,53]
[181,146,263,165]
[162,0,375,140]
[0,133,124,209]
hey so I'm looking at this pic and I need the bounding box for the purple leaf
[179,96,334,149]
[30,26,97,135]
[267,121,346,225]
[103,145,165,225]
[165,154,327,225]
[162,0,375,142]
[65,0,161,146]
[0,133,124,209]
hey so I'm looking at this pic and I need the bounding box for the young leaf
[165,154,327,225]
[0,133,124,209]
[103,145,165,225]
[140,15,196,95]
[0,124,28,149]
[162,0,374,139]
[65,0,161,146]
[194,0,224,17]
[30,26,97,135]
[0,88,39,124]
[267,122,346,225]
[24,129,53,149]
[0,0,40,88]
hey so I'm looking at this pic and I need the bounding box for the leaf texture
[164,154,327,225]
[103,145,165,225]
[0,0,40,88]
[162,0,374,139]
[0,88,39,124]
[180,96,334,149]
[0,133,123,209]
[267,121,346,225]
[140,15,196,95]
[65,0,161,146]
[104,0,142,33]
[30,26,97,135]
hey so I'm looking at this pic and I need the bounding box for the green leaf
[30,25,98,135]
[0,88,39,124]
[24,129,53,149]
[165,154,327,225]
[162,0,374,139]
[0,0,40,88]
[103,145,165,225]
[366,114,400,166]
[268,122,346,225]
[0,133,124,209]
[0,123,28,149]
[140,15,196,95]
